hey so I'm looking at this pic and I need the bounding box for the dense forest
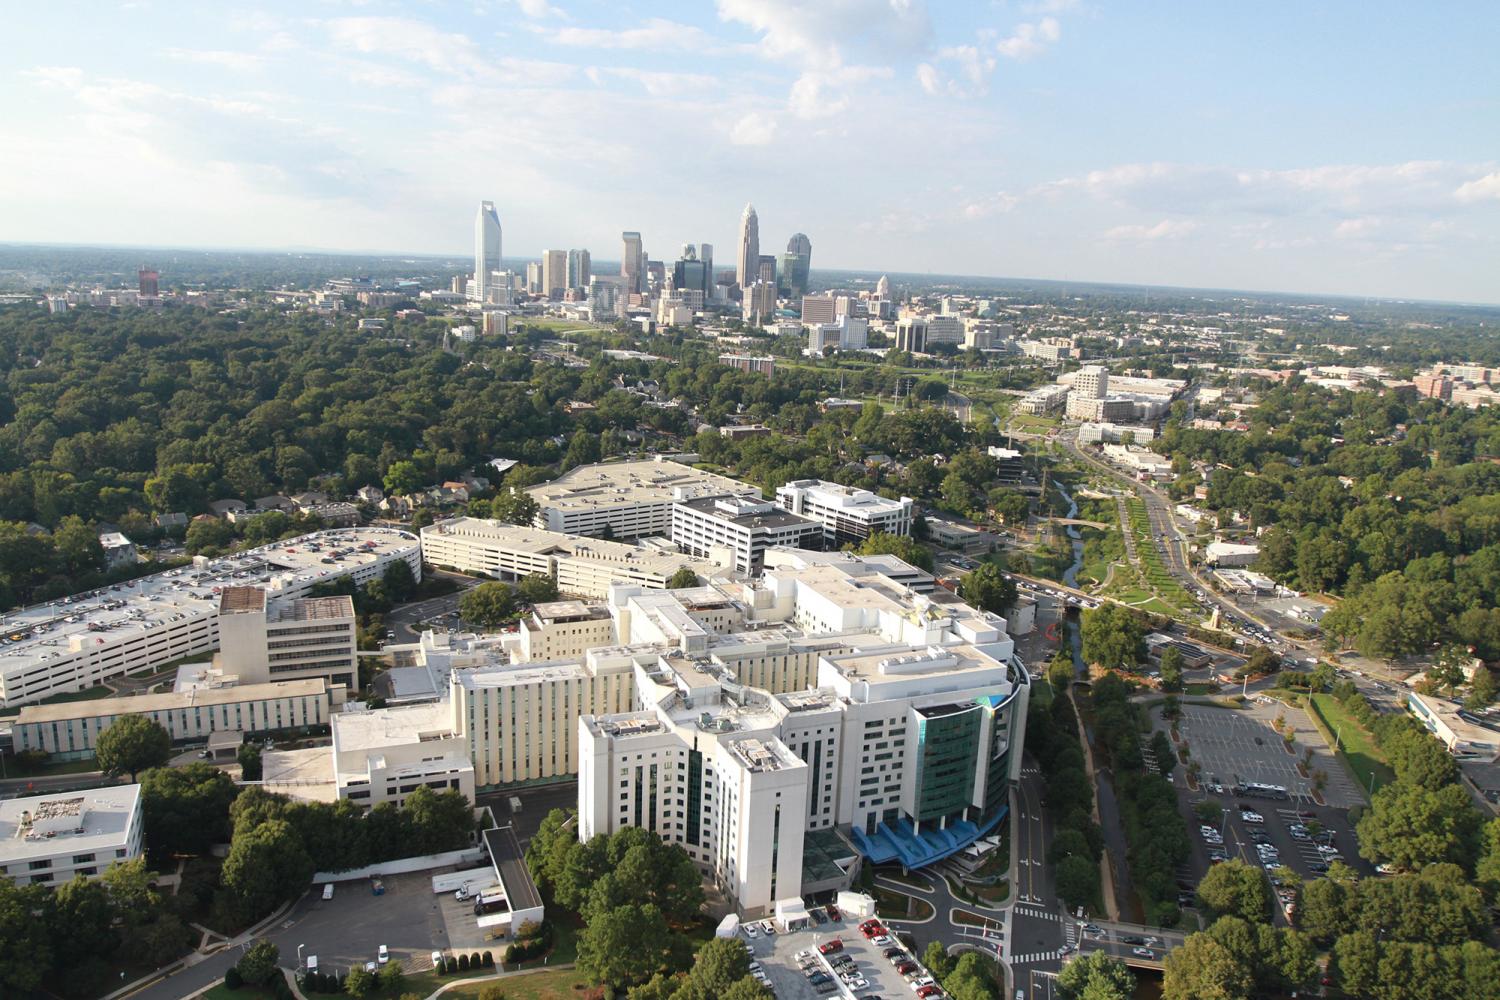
[1156,380,1500,659]
[0,301,1029,607]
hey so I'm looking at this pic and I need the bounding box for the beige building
[217,588,358,689]
[11,678,334,759]
[421,518,724,599]
[524,458,759,538]
[330,701,476,807]
[519,601,616,663]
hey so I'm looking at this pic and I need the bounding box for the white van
[322,883,335,901]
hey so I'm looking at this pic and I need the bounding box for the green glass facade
[914,704,981,823]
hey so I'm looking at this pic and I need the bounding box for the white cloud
[1456,171,1500,203]
[728,110,778,146]
[717,0,928,117]
[716,0,932,63]
[589,66,718,97]
[1023,0,1079,12]
[324,17,576,86]
[915,63,941,96]
[788,64,892,118]
[1333,217,1382,240]
[963,192,1019,219]
[514,0,564,19]
[22,66,375,202]
[165,48,266,72]
[1043,160,1498,219]
[325,16,491,78]
[917,44,996,97]
[550,18,720,52]
[1103,219,1198,241]
[996,17,1060,59]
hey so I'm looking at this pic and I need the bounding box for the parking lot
[1171,701,1362,809]
[269,872,454,978]
[748,909,936,1000]
[1153,701,1374,919]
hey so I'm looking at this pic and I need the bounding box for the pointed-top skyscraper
[474,201,502,302]
[736,203,759,289]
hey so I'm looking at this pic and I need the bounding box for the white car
[431,951,443,969]
[377,945,389,965]
[744,924,759,938]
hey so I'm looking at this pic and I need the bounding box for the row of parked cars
[796,918,946,999]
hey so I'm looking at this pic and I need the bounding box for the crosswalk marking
[1010,950,1065,964]
[1015,906,1062,922]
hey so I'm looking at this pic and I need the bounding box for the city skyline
[3,2,1498,303]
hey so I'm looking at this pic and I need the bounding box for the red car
[917,987,945,999]
[818,939,844,955]
[860,921,885,938]
[827,905,841,920]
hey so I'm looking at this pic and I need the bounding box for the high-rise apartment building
[541,249,568,299]
[137,268,159,298]
[621,232,644,294]
[736,204,759,289]
[525,262,542,295]
[474,201,503,303]
[757,254,777,286]
[566,249,591,290]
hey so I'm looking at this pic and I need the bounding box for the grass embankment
[1306,693,1396,794]
[444,968,594,998]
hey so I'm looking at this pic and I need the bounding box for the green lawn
[443,967,592,999]
[203,985,275,1000]
[1308,694,1396,795]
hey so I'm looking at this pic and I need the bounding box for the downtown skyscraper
[621,231,644,294]
[781,232,811,298]
[473,201,502,302]
[736,203,759,289]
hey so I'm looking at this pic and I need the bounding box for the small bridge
[1038,516,1113,530]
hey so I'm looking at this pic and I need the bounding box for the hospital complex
[3,460,1030,917]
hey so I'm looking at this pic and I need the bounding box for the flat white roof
[332,701,455,753]
[0,784,140,864]
[526,458,757,512]
[0,527,417,680]
[777,480,911,515]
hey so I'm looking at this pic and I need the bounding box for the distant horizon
[4,3,1497,305]
[6,240,1499,312]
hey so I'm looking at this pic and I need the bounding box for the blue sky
[3,1,1498,302]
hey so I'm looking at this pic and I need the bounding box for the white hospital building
[524,458,759,538]
[0,784,144,885]
[0,527,420,707]
[292,549,1025,915]
[420,518,724,598]
[775,480,914,544]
